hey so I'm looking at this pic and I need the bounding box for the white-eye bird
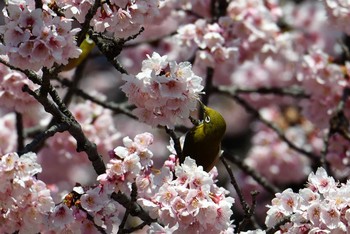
[181,102,226,172]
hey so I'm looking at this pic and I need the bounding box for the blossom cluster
[323,0,350,35]
[138,157,235,233]
[46,133,154,233]
[2,0,350,232]
[265,167,350,233]
[176,18,238,68]
[47,186,125,233]
[57,0,162,38]
[227,0,281,60]
[0,63,39,114]
[176,0,281,69]
[0,1,81,71]
[326,134,350,178]
[121,52,204,128]
[245,126,311,185]
[97,132,154,194]
[298,49,348,129]
[0,133,235,233]
[96,132,235,233]
[0,152,54,233]
[0,152,124,233]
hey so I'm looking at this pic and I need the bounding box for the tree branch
[22,85,106,175]
[20,122,70,155]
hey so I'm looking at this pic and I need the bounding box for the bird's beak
[198,100,205,112]
[197,100,208,119]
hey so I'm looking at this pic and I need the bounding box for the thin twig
[125,27,145,42]
[165,127,183,160]
[237,191,261,232]
[221,156,260,231]
[215,85,309,98]
[89,31,127,74]
[0,58,43,85]
[123,221,149,234]
[83,208,108,234]
[118,183,139,234]
[76,0,101,46]
[111,192,156,225]
[221,156,251,213]
[202,67,214,107]
[15,112,24,152]
[265,215,291,234]
[19,122,70,155]
[62,59,88,106]
[124,31,177,48]
[34,0,43,8]
[56,77,136,118]
[248,191,260,228]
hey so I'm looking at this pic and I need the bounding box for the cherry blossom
[0,1,81,71]
[323,0,350,35]
[57,0,162,38]
[97,132,154,194]
[0,152,55,233]
[265,167,350,233]
[176,18,238,69]
[121,52,204,128]
[0,63,40,114]
[1,0,350,232]
[298,49,347,129]
[138,157,235,233]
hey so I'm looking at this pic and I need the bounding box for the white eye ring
[205,115,211,123]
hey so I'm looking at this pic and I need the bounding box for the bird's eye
[205,115,211,123]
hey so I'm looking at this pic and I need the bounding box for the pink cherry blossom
[0,63,40,114]
[121,52,204,128]
[323,0,350,35]
[0,1,81,71]
[308,167,337,194]
[80,187,107,212]
[98,132,154,194]
[266,167,350,233]
[57,0,162,38]
[138,157,235,233]
[50,204,74,227]
[0,152,55,233]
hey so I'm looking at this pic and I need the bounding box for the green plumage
[181,104,226,172]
